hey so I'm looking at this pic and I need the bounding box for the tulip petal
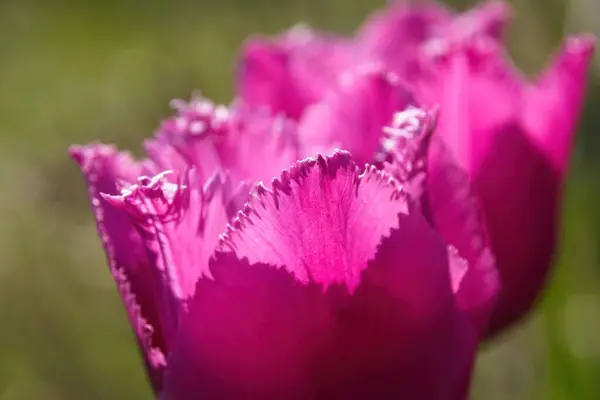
[225,102,300,183]
[162,151,477,398]
[523,34,596,173]
[69,144,167,391]
[381,108,499,333]
[453,1,512,42]
[474,123,560,336]
[298,65,417,165]
[145,96,226,181]
[430,37,523,174]
[238,24,353,119]
[433,35,595,336]
[357,0,512,82]
[103,169,229,342]
[221,151,409,290]
[426,137,499,332]
[146,95,301,186]
[356,1,451,79]
[237,40,297,116]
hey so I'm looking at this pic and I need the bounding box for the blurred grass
[0,0,598,398]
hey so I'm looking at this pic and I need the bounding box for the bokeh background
[0,0,599,398]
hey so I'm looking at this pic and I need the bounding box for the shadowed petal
[430,34,594,337]
[474,123,559,337]
[162,151,477,399]
[425,138,499,333]
[382,109,499,333]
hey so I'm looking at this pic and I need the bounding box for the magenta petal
[298,65,417,164]
[69,144,167,391]
[162,151,477,398]
[523,35,596,173]
[426,137,499,333]
[221,151,409,290]
[434,52,473,171]
[454,1,512,42]
[473,122,561,337]
[146,95,300,186]
[237,40,299,117]
[209,171,253,219]
[357,0,511,84]
[472,36,594,335]
[224,102,300,183]
[430,40,523,175]
[356,1,451,79]
[145,96,225,181]
[381,108,499,333]
[238,25,354,120]
[431,34,595,337]
[103,169,229,341]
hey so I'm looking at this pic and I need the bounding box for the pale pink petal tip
[69,143,126,170]
[468,0,513,29]
[564,34,596,63]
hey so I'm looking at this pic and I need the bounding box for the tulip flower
[237,0,596,337]
[71,88,497,397]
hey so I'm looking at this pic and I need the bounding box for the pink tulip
[71,91,496,397]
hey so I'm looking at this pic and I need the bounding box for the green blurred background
[0,0,598,398]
